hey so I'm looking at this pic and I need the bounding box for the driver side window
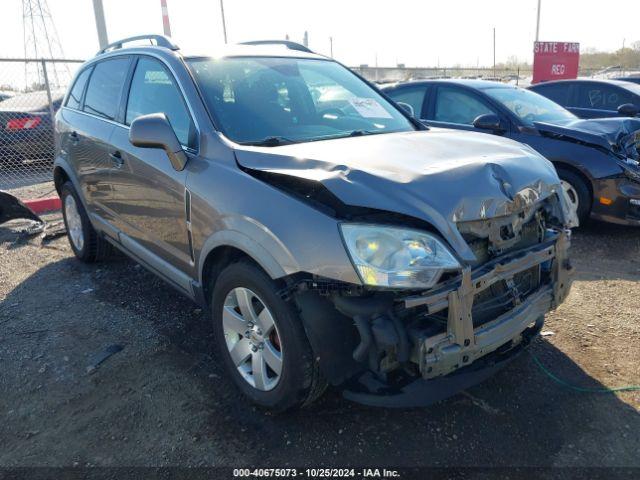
[434,86,495,125]
[126,57,196,149]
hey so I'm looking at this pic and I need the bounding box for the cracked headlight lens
[340,224,461,289]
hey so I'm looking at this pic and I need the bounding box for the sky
[1,0,638,67]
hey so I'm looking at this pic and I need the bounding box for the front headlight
[619,159,640,182]
[340,224,461,289]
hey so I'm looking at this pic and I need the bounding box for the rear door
[385,85,430,120]
[105,55,197,281]
[529,82,572,110]
[64,57,131,223]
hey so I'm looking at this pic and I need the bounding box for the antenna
[22,0,70,91]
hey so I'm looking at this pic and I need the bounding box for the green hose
[531,353,640,393]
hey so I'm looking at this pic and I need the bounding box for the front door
[104,56,198,279]
[424,85,505,134]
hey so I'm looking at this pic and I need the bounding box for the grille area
[471,265,541,327]
[461,209,546,327]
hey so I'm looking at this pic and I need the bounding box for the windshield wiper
[305,130,382,143]
[243,136,297,147]
[348,130,377,137]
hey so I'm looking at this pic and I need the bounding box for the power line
[22,0,69,90]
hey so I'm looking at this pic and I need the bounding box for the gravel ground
[0,213,638,468]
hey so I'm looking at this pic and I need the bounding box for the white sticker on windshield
[348,97,393,119]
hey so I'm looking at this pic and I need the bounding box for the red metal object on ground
[23,196,61,214]
[532,42,580,84]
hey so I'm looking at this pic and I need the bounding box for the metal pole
[160,0,172,37]
[329,36,333,58]
[535,0,541,41]
[375,53,378,82]
[41,59,56,146]
[92,0,108,49]
[219,0,228,44]
[493,28,496,77]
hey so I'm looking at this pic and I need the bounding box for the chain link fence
[352,65,622,85]
[0,58,83,196]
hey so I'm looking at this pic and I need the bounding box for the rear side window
[83,58,130,120]
[387,87,428,118]
[125,57,196,148]
[65,67,92,110]
[531,83,570,105]
[434,86,495,124]
[574,83,635,110]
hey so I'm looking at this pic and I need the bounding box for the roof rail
[239,40,313,53]
[97,34,179,55]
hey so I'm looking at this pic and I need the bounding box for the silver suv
[54,35,575,410]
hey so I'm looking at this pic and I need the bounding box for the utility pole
[219,0,228,43]
[535,0,541,41]
[493,27,496,77]
[160,0,172,37]
[329,36,333,57]
[92,0,108,49]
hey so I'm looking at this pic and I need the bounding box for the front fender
[197,215,299,283]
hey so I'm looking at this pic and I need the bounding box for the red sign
[532,42,580,84]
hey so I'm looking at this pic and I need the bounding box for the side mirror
[473,113,505,133]
[617,103,639,117]
[396,102,415,117]
[129,113,188,171]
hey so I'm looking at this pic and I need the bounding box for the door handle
[109,151,124,167]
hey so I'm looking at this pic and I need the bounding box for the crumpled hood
[235,129,574,261]
[534,117,640,160]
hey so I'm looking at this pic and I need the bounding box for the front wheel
[211,261,327,411]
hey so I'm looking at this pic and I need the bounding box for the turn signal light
[599,197,613,206]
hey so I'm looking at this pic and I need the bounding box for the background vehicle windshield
[485,87,577,126]
[187,57,414,145]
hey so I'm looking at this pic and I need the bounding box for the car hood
[234,129,575,262]
[534,117,640,160]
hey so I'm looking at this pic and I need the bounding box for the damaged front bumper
[338,227,573,407]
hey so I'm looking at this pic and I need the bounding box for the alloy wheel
[64,194,84,251]
[222,287,283,391]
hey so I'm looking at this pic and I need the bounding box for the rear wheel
[211,261,327,411]
[60,181,111,262]
[557,170,591,224]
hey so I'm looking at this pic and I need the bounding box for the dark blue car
[383,80,640,226]
[528,79,640,119]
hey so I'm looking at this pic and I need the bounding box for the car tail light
[6,116,42,131]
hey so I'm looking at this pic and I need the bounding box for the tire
[60,181,111,262]
[211,260,327,411]
[557,169,591,225]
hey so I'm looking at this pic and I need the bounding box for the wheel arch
[552,161,594,199]
[53,164,71,195]
[199,232,290,306]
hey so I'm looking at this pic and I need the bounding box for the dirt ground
[0,210,638,468]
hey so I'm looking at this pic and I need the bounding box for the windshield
[485,87,576,126]
[187,57,414,145]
